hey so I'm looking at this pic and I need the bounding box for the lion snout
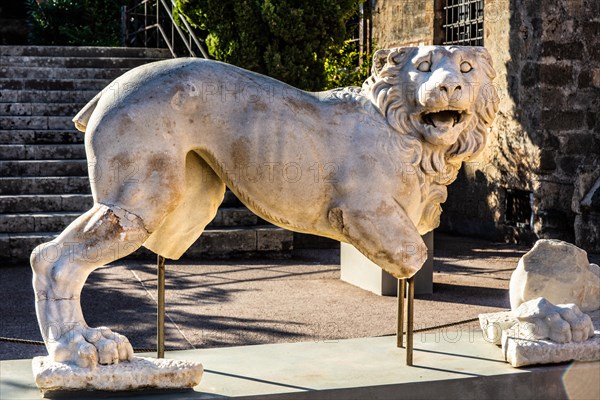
[439,81,461,99]
[419,84,471,111]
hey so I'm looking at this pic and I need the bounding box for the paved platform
[2,330,599,399]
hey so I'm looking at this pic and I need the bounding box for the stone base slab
[32,356,203,396]
[504,329,600,367]
[479,309,600,367]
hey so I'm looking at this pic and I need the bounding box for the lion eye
[460,61,472,73]
[417,61,431,72]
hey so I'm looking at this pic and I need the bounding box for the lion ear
[371,47,410,76]
[372,49,391,76]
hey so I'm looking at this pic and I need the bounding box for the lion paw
[50,326,134,368]
[513,297,595,343]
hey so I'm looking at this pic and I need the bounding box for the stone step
[0,212,80,233]
[0,194,93,213]
[0,226,293,262]
[0,103,85,117]
[186,226,293,258]
[0,78,110,91]
[0,160,88,177]
[0,191,242,213]
[0,46,172,58]
[0,116,76,130]
[210,207,262,228]
[0,56,166,69]
[0,144,85,160]
[0,177,90,195]
[0,89,99,104]
[0,67,130,80]
[0,232,51,261]
[0,208,262,234]
[0,130,83,145]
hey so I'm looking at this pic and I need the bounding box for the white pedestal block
[32,356,203,395]
[340,232,433,296]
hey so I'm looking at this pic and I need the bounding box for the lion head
[361,46,499,232]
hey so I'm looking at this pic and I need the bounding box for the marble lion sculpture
[31,46,498,367]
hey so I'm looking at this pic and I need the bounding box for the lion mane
[356,47,499,232]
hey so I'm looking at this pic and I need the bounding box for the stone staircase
[0,46,292,264]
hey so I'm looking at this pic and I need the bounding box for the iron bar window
[442,0,484,46]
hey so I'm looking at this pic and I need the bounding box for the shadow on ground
[1,232,580,360]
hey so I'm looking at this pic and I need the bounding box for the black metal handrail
[121,0,209,58]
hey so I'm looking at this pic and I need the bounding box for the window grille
[442,0,484,46]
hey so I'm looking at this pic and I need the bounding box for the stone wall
[372,0,437,47]
[441,0,543,244]
[371,0,600,252]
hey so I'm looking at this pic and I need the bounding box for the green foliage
[26,0,126,46]
[323,39,372,90]
[175,0,364,91]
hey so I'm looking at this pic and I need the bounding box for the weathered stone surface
[509,239,600,312]
[33,356,203,393]
[479,302,599,367]
[0,176,90,195]
[257,227,293,252]
[479,311,519,345]
[541,41,584,61]
[372,0,435,48]
[511,298,594,343]
[503,310,600,367]
[539,64,574,86]
[479,299,595,345]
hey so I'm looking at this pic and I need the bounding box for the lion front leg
[31,204,148,367]
[328,202,428,279]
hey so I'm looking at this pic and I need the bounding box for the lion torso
[85,59,427,240]
[81,47,497,258]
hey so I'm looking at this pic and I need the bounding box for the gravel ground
[2,232,587,361]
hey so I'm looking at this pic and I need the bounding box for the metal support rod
[406,276,415,366]
[396,278,405,348]
[157,255,166,359]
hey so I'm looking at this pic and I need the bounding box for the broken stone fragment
[509,239,600,312]
[478,311,517,345]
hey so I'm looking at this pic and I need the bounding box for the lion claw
[49,326,133,368]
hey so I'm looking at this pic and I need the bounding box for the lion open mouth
[422,110,464,129]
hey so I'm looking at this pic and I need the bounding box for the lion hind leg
[31,204,149,367]
[328,203,427,279]
[143,151,226,259]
